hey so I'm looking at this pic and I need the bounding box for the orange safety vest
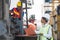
[13,8,21,18]
[25,23,36,36]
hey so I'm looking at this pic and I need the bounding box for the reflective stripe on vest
[13,8,20,18]
[46,25,53,40]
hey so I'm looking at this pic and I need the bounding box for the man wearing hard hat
[24,18,36,36]
[10,1,22,19]
[35,14,53,40]
[10,1,24,35]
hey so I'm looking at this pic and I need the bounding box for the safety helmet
[17,1,21,6]
[42,14,50,21]
[29,18,35,22]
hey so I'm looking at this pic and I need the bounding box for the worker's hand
[11,13,14,15]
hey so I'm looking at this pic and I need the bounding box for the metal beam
[25,0,28,28]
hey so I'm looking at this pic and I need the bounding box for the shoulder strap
[47,25,53,40]
[47,25,50,34]
[13,8,20,15]
[13,8,17,11]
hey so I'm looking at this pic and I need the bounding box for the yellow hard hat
[17,1,21,6]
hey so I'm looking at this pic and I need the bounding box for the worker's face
[41,18,45,24]
[17,6,22,10]
[30,20,34,23]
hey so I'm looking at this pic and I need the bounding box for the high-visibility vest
[37,24,53,40]
[13,8,21,18]
[25,23,36,35]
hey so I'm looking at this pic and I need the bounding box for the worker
[10,1,24,35]
[35,14,53,40]
[24,18,36,36]
[10,1,22,19]
[28,18,36,31]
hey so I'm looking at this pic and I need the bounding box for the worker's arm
[35,29,40,34]
[9,8,14,16]
[35,30,43,35]
[43,26,52,39]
